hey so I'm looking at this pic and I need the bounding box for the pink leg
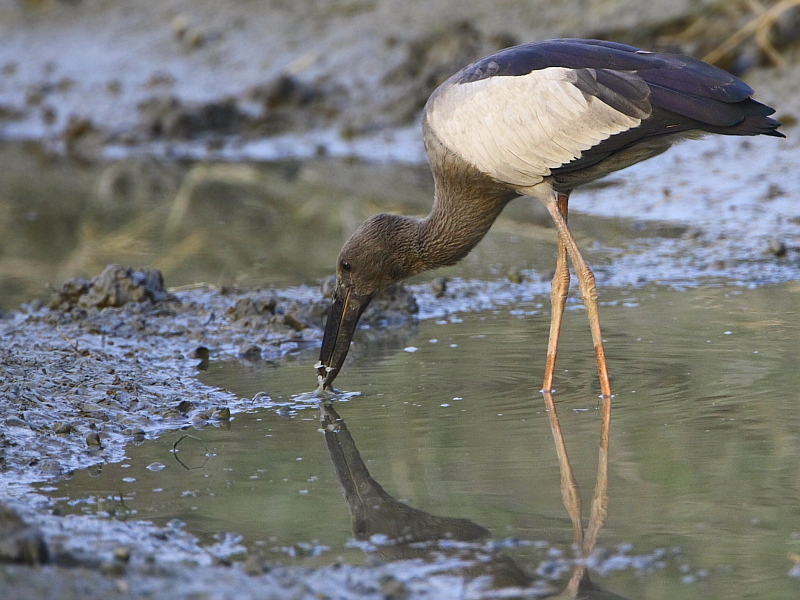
[543,195,612,398]
[542,193,570,394]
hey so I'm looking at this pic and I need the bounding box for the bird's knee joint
[578,278,598,302]
[550,272,570,288]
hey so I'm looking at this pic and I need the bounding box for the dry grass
[703,0,800,66]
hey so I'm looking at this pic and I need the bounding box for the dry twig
[704,0,800,66]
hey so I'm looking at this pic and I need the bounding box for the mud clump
[227,294,279,326]
[49,264,175,311]
[247,74,345,137]
[137,96,247,140]
[364,283,419,326]
[134,74,343,142]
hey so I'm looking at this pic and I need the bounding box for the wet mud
[1,265,418,480]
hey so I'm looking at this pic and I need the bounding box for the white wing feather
[426,67,643,189]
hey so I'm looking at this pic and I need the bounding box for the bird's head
[317,213,422,390]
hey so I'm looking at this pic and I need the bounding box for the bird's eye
[340,260,352,272]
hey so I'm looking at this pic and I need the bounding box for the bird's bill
[317,282,374,390]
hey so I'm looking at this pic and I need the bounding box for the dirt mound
[49,265,175,311]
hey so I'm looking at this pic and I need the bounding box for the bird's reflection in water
[540,392,622,600]
[318,394,626,599]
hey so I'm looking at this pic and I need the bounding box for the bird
[316,38,783,398]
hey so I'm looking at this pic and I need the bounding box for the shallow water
[41,282,800,599]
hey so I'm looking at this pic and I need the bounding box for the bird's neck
[417,182,514,271]
[414,123,518,272]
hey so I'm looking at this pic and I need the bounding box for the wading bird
[317,39,783,398]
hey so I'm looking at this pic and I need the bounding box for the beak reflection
[318,399,529,584]
[317,280,374,390]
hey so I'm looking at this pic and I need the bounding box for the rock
[0,504,48,565]
[768,237,787,257]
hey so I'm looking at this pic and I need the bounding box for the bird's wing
[425,39,781,191]
[425,65,650,188]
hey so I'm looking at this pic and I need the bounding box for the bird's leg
[542,193,570,394]
[543,197,613,398]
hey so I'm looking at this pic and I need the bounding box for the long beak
[317,280,374,390]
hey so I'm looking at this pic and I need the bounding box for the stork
[316,38,783,398]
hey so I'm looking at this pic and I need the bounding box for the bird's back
[424,39,783,193]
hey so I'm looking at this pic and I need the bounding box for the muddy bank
[0,264,416,598]
[0,265,417,484]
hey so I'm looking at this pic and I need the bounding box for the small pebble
[190,346,210,360]
[212,407,231,419]
[176,400,195,414]
[284,313,305,331]
[53,422,75,435]
[242,555,267,576]
[768,237,787,257]
[507,265,524,283]
[430,277,448,297]
[113,546,131,563]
